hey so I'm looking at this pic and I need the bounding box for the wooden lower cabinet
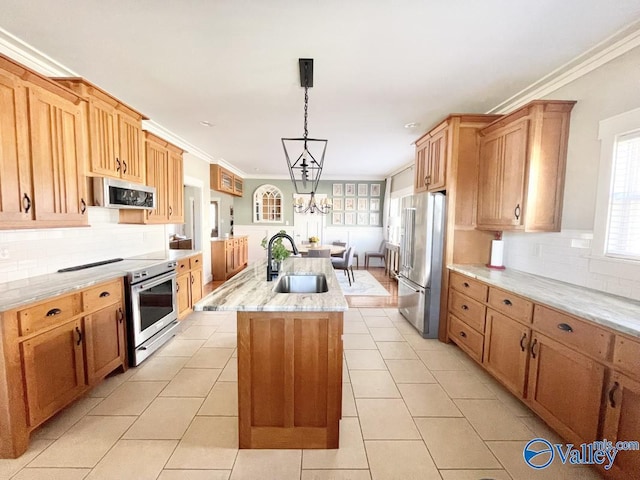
[602,372,640,480]
[175,253,204,319]
[83,303,126,385]
[526,332,605,445]
[237,311,343,449]
[176,273,191,318]
[483,308,530,397]
[212,236,248,281]
[20,319,86,427]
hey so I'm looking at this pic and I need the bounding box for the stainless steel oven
[125,260,179,366]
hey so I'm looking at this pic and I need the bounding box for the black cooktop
[57,258,124,272]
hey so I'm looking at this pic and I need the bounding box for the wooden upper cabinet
[211,164,243,197]
[0,69,31,223]
[477,100,575,232]
[52,78,147,184]
[27,85,88,227]
[144,136,170,223]
[414,122,448,193]
[168,148,184,223]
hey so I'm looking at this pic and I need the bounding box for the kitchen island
[194,257,348,449]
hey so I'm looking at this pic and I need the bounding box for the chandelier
[282,58,330,215]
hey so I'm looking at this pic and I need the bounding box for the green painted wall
[234,179,386,227]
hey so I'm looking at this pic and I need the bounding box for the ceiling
[2,0,640,179]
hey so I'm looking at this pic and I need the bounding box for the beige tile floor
[2,308,606,480]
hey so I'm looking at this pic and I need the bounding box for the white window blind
[606,131,640,259]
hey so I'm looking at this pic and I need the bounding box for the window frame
[253,184,284,224]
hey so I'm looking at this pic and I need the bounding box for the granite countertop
[194,257,349,312]
[449,264,640,338]
[0,250,201,313]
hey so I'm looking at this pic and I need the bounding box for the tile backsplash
[0,207,168,284]
[503,230,640,301]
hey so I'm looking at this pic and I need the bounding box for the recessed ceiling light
[199,120,214,127]
[404,122,420,129]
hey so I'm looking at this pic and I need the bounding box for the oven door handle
[132,272,177,292]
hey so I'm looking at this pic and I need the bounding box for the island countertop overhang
[194,257,349,312]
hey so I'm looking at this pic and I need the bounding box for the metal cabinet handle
[81,198,87,214]
[46,308,62,317]
[609,381,620,408]
[520,332,527,352]
[530,338,538,358]
[463,282,470,288]
[118,308,124,323]
[23,193,32,213]
[191,274,194,284]
[424,175,431,185]
[176,283,180,292]
[75,326,83,345]
[122,160,127,174]
[461,304,469,311]
[99,291,110,298]
[503,299,512,306]
[459,331,467,338]
[514,204,521,220]
[557,323,573,333]
[116,158,121,172]
[169,206,173,216]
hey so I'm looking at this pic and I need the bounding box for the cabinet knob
[459,331,467,338]
[461,304,469,311]
[463,282,470,288]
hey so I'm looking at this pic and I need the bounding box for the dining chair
[364,240,387,269]
[331,247,356,285]
[308,248,331,258]
[332,241,358,268]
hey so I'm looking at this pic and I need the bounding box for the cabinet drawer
[533,305,613,361]
[613,336,640,379]
[18,293,82,336]
[82,279,122,313]
[449,314,484,362]
[176,258,190,273]
[449,289,486,333]
[488,287,533,324]
[189,254,202,270]
[449,272,488,303]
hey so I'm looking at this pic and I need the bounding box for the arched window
[253,184,283,223]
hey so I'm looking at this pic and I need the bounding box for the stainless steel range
[124,259,179,366]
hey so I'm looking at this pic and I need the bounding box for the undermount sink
[273,273,329,293]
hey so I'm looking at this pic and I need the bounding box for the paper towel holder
[486,231,506,270]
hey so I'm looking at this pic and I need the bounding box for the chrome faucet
[266,232,299,281]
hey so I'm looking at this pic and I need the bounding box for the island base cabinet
[602,373,640,480]
[83,304,126,385]
[237,311,343,449]
[526,332,605,446]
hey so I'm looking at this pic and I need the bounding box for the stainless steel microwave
[93,177,156,210]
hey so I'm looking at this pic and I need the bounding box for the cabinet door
[414,142,428,193]
[176,273,191,318]
[168,150,184,223]
[233,176,244,196]
[190,269,203,306]
[145,141,169,223]
[21,319,86,427]
[118,114,145,183]
[603,372,640,479]
[220,169,234,193]
[527,332,605,445]
[225,240,234,276]
[0,71,32,223]
[83,303,126,385]
[242,237,248,266]
[87,99,119,178]
[483,309,530,397]
[477,121,528,229]
[426,128,447,191]
[28,86,87,226]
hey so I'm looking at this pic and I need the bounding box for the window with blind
[606,131,640,259]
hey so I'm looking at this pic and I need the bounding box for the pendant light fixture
[282,58,330,215]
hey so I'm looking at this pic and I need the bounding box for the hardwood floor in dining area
[203,266,398,309]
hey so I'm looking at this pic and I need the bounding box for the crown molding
[488,20,640,114]
[387,161,414,178]
[242,173,387,181]
[0,27,77,76]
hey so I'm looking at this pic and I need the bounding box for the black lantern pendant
[282,58,330,214]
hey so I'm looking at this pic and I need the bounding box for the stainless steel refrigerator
[397,192,446,338]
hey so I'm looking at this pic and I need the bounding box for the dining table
[295,244,346,256]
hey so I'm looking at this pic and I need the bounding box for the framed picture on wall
[345,183,356,196]
[332,183,343,196]
[370,198,380,211]
[357,212,369,225]
[357,198,368,211]
[344,212,355,225]
[333,198,343,211]
[332,212,343,225]
[370,184,381,196]
[357,184,368,196]
[369,213,380,225]
[345,198,355,210]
